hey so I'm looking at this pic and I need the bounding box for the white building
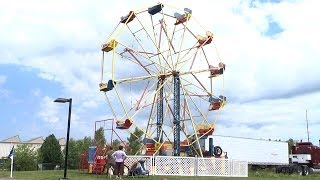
[0,135,66,158]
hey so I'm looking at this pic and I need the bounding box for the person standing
[104,146,115,177]
[112,145,127,179]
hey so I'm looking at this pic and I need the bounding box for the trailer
[199,135,289,165]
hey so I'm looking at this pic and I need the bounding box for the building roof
[1,135,21,143]
[26,136,44,144]
[1,135,65,146]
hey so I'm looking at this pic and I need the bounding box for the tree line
[2,127,143,171]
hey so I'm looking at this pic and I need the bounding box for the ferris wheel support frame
[173,72,181,156]
[156,78,164,144]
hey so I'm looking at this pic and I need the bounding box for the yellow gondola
[101,39,118,52]
[197,124,214,136]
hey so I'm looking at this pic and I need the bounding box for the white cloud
[0,75,10,99]
[37,96,61,123]
[1,0,320,143]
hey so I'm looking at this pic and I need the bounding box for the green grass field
[1,169,320,180]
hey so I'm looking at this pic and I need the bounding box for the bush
[13,144,38,171]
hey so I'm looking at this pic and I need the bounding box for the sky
[0,0,320,145]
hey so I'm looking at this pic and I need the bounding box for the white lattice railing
[231,159,248,177]
[125,156,247,177]
[197,157,231,176]
[124,156,153,173]
[155,156,195,176]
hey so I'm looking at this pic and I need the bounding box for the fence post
[230,159,233,177]
[194,155,198,176]
[152,154,155,176]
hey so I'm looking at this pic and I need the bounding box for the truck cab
[292,142,320,168]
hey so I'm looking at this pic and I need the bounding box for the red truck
[276,141,320,176]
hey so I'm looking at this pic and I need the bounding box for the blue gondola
[99,80,116,92]
[148,4,163,15]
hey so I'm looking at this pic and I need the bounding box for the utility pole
[306,109,310,142]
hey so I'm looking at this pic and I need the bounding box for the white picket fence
[125,156,248,177]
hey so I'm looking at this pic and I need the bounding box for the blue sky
[1,0,320,145]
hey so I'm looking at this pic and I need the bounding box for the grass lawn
[0,169,320,179]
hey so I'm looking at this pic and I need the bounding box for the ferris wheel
[100,3,226,157]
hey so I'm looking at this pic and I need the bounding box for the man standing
[104,146,115,177]
[112,145,127,179]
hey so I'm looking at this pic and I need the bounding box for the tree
[12,144,38,171]
[94,127,106,147]
[112,139,121,150]
[66,137,94,169]
[78,136,94,152]
[39,134,63,166]
[127,127,144,155]
[65,138,78,169]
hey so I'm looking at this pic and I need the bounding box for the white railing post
[152,154,155,176]
[194,155,198,176]
[230,159,233,177]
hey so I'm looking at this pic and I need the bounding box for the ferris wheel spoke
[180,76,211,96]
[182,24,198,39]
[181,82,208,124]
[201,48,210,67]
[122,30,166,71]
[160,19,177,69]
[191,73,211,95]
[174,23,188,69]
[113,68,209,85]
[103,92,118,120]
[150,16,164,74]
[117,40,171,73]
[145,93,157,139]
[133,16,174,71]
[188,49,199,71]
[124,49,153,75]
[179,83,204,157]
[114,51,157,75]
[182,90,211,126]
[162,19,177,54]
[175,42,199,71]
[168,19,177,54]
[126,25,151,58]
[129,78,170,119]
[102,22,120,45]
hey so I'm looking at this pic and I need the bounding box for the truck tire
[295,166,302,176]
[309,167,314,174]
[302,166,309,176]
[214,146,223,156]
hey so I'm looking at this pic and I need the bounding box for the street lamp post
[54,98,72,179]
